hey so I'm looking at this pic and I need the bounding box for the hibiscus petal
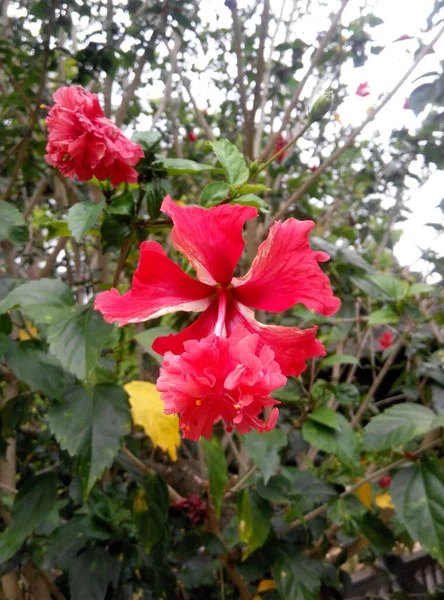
[232,218,341,316]
[161,195,257,286]
[152,300,219,355]
[94,241,214,325]
[225,301,326,377]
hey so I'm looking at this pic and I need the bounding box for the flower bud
[308,91,333,124]
[378,475,392,488]
[248,160,260,175]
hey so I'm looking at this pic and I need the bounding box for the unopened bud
[248,160,260,175]
[308,91,333,124]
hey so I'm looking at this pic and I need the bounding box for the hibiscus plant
[1,2,444,600]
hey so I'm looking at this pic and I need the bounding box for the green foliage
[202,437,228,518]
[67,199,105,242]
[210,139,250,186]
[244,428,287,484]
[237,489,272,558]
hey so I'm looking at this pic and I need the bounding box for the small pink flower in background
[378,331,393,351]
[274,135,287,163]
[378,476,392,488]
[356,82,370,97]
[394,34,412,42]
[44,86,144,187]
[187,131,197,142]
[157,326,285,440]
[403,97,410,109]
[95,197,340,438]
[309,165,319,172]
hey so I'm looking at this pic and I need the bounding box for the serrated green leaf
[202,437,228,518]
[307,407,340,430]
[0,473,57,563]
[0,279,75,324]
[210,139,249,186]
[320,354,359,367]
[0,332,8,360]
[69,547,121,600]
[368,307,399,325]
[334,383,360,406]
[201,182,230,206]
[244,428,287,484]
[132,130,162,151]
[5,340,76,398]
[47,304,114,380]
[133,473,169,553]
[302,414,359,471]
[47,384,130,494]
[390,458,444,563]
[362,403,436,451]
[350,275,391,300]
[161,157,221,175]
[237,489,271,559]
[272,555,325,600]
[367,274,409,300]
[67,199,105,242]
[237,183,270,194]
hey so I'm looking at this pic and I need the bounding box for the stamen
[196,400,202,406]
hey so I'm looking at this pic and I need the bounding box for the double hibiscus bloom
[95,197,340,439]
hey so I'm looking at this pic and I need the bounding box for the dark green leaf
[390,458,444,563]
[47,304,114,380]
[244,428,287,484]
[100,214,131,254]
[237,490,271,558]
[202,437,228,518]
[6,340,76,398]
[201,182,230,206]
[67,199,105,242]
[0,279,74,324]
[272,555,324,600]
[362,403,436,451]
[307,407,340,430]
[133,473,169,553]
[69,547,121,600]
[47,384,130,493]
[0,201,28,246]
[302,414,359,471]
[210,139,249,186]
[334,383,360,406]
[0,333,8,359]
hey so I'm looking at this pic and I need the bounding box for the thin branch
[152,33,182,127]
[271,22,444,221]
[229,0,249,142]
[260,0,350,162]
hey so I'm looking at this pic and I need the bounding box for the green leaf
[327,496,366,537]
[0,279,75,324]
[47,304,114,380]
[281,468,336,503]
[210,139,249,186]
[307,407,340,430]
[302,413,359,471]
[237,490,271,558]
[134,325,173,364]
[406,282,433,296]
[320,354,359,367]
[161,157,221,175]
[67,200,105,242]
[0,200,28,246]
[231,194,269,212]
[272,555,324,600]
[334,383,360,406]
[201,182,230,206]
[69,547,121,600]
[133,473,169,553]
[244,428,287,484]
[350,275,391,300]
[362,403,436,451]
[0,473,57,563]
[107,192,135,216]
[42,517,90,571]
[390,458,444,563]
[47,220,71,240]
[368,307,399,325]
[47,384,130,493]
[431,411,444,428]
[366,274,409,300]
[0,333,8,360]
[201,437,228,518]
[133,130,162,151]
[5,340,76,399]
[100,214,131,254]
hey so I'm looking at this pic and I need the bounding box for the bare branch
[229,0,250,142]
[152,33,182,127]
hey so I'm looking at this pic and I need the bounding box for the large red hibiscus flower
[95,196,341,379]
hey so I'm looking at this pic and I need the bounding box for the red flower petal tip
[377,331,393,351]
[356,82,370,97]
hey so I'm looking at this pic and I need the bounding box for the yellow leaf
[18,321,38,341]
[334,112,343,125]
[257,579,276,594]
[356,481,372,510]
[124,381,180,461]
[375,491,394,510]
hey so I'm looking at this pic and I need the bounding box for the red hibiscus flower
[95,196,340,375]
[44,86,144,187]
[172,494,207,526]
[274,135,287,163]
[377,331,393,351]
[157,325,285,439]
[187,131,197,142]
[356,82,370,97]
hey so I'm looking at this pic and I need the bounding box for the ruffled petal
[161,195,257,286]
[152,300,219,355]
[94,241,214,325]
[225,300,326,377]
[232,218,341,316]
